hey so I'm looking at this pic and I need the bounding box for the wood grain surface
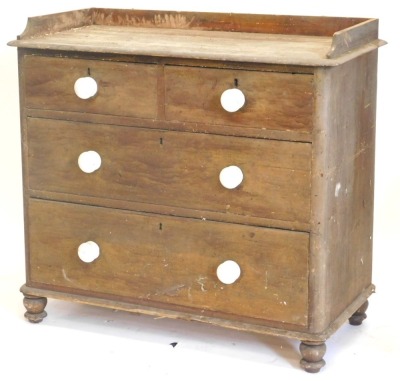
[9,9,382,66]
[309,51,377,332]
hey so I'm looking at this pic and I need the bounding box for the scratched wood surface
[14,8,367,39]
[28,199,309,326]
[26,118,311,230]
[90,8,365,36]
[11,24,383,66]
[9,9,383,66]
[12,25,333,66]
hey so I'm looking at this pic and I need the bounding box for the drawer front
[27,118,311,226]
[165,66,314,132]
[28,199,309,326]
[23,55,158,119]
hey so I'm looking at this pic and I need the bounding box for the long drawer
[26,118,312,226]
[28,199,309,326]
[23,55,158,119]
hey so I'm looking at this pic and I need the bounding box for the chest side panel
[309,51,377,332]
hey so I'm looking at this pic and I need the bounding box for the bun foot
[349,300,369,326]
[299,341,326,373]
[23,295,48,323]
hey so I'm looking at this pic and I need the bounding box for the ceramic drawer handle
[78,150,102,173]
[78,241,100,263]
[74,76,98,99]
[219,165,244,189]
[220,88,245,112]
[217,260,241,285]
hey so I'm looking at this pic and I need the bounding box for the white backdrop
[0,2,398,380]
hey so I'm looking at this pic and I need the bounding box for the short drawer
[28,199,309,326]
[27,118,312,227]
[23,55,158,119]
[165,66,314,133]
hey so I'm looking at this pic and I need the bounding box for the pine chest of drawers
[9,9,385,372]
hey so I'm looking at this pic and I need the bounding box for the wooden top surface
[12,25,334,65]
[8,8,385,66]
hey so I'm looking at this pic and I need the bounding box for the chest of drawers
[9,9,385,372]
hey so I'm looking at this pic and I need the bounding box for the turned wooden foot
[299,341,326,373]
[349,300,369,326]
[23,295,48,323]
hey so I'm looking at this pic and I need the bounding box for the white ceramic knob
[220,88,245,112]
[78,241,100,263]
[74,76,98,99]
[217,260,241,285]
[219,165,244,189]
[78,150,102,174]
